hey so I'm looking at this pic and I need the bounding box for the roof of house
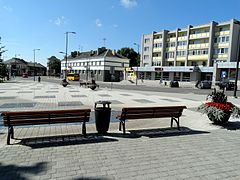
[66,47,128,61]
[4,58,28,64]
[4,58,46,68]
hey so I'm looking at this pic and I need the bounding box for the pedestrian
[140,75,144,83]
[38,76,41,83]
[159,78,163,84]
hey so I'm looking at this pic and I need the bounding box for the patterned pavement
[0,78,240,179]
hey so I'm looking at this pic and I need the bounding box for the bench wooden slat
[3,116,90,126]
[1,108,91,145]
[117,106,187,134]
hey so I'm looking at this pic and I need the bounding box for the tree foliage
[117,47,139,67]
[0,62,7,78]
[47,56,61,75]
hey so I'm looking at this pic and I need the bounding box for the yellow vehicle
[67,73,80,81]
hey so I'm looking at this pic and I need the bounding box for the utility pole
[133,43,140,86]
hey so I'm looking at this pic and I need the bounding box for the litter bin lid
[95,100,111,104]
[95,100,111,108]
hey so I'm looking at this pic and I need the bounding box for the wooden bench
[1,109,91,145]
[79,80,99,89]
[116,106,187,134]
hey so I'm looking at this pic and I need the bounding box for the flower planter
[207,111,231,125]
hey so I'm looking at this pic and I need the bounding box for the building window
[166,42,175,48]
[214,36,230,43]
[153,43,162,48]
[214,48,228,54]
[143,55,149,60]
[144,47,150,51]
[176,51,186,57]
[178,32,187,37]
[152,61,161,66]
[182,72,190,81]
[144,38,150,43]
[165,52,175,59]
[188,49,208,55]
[162,72,169,80]
[177,41,187,46]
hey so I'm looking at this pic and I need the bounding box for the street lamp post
[33,49,40,81]
[234,21,240,98]
[133,43,140,85]
[64,31,76,81]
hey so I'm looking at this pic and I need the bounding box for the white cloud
[50,16,66,26]
[120,0,137,8]
[95,18,102,27]
[3,5,13,12]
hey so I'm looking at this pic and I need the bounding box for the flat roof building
[138,19,240,82]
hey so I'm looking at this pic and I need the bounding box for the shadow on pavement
[128,127,210,138]
[221,121,240,130]
[19,134,118,149]
[74,178,110,180]
[0,162,47,180]
[104,127,210,139]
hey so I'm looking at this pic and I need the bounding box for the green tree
[117,47,139,67]
[0,62,7,79]
[47,56,61,76]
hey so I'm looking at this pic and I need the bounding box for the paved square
[1,78,240,179]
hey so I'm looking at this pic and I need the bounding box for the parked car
[22,73,28,78]
[216,79,235,90]
[196,80,212,89]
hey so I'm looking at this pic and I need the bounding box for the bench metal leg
[171,117,180,130]
[7,126,13,145]
[10,126,14,139]
[82,122,86,137]
[119,120,126,134]
[119,121,122,131]
[122,121,126,134]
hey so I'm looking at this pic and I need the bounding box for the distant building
[61,47,129,82]
[138,19,240,82]
[4,58,47,76]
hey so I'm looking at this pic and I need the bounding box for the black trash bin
[170,81,179,88]
[95,101,111,134]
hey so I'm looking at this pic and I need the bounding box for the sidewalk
[1,78,240,179]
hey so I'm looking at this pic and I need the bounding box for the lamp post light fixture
[133,43,140,86]
[33,48,40,81]
[233,21,240,98]
[64,31,76,81]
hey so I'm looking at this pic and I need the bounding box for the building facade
[4,58,47,76]
[138,19,240,83]
[61,47,129,82]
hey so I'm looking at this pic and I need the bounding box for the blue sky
[0,0,240,66]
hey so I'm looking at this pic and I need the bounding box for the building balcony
[177,46,188,50]
[153,57,162,60]
[176,57,187,61]
[165,47,176,51]
[166,58,174,62]
[177,36,188,41]
[189,32,210,39]
[166,38,177,42]
[188,54,208,60]
[153,39,162,43]
[215,31,230,36]
[213,43,229,48]
[153,48,162,52]
[188,43,209,49]
[213,54,228,59]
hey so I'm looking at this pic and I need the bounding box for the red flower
[206,102,234,112]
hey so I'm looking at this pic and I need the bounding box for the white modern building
[61,47,129,82]
[137,19,240,83]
